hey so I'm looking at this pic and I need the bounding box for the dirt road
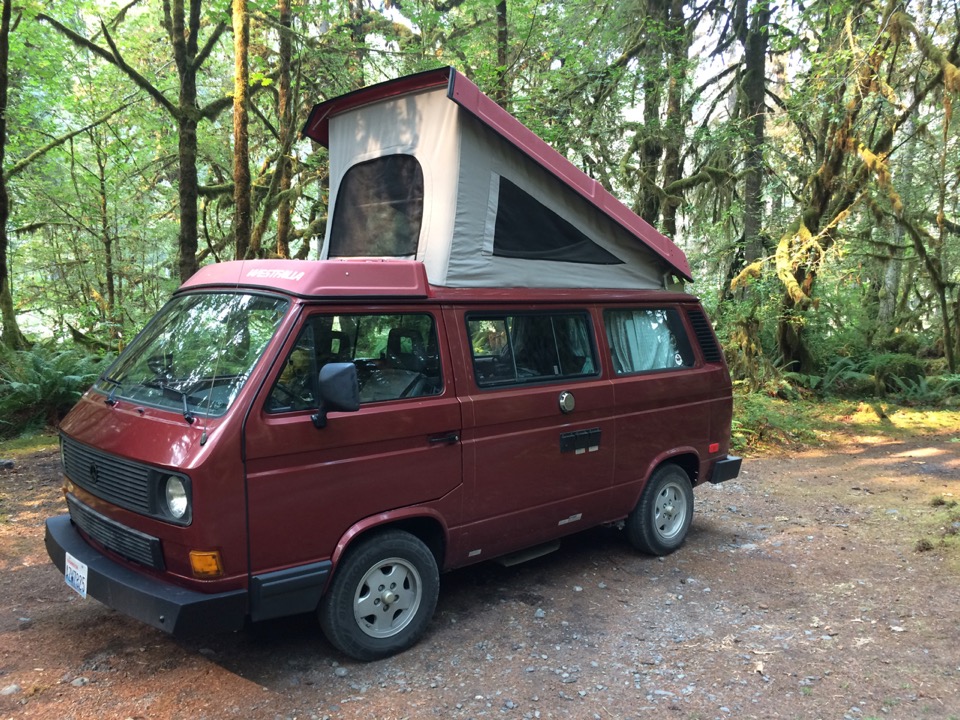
[2,417,960,719]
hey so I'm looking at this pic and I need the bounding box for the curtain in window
[555,316,594,374]
[606,310,680,374]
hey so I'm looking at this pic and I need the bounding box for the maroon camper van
[45,68,741,661]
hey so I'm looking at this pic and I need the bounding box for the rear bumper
[708,455,742,484]
[45,514,247,636]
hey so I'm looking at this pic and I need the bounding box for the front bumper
[45,514,247,636]
[708,455,742,484]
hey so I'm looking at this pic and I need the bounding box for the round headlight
[165,476,189,520]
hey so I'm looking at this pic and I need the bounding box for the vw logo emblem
[89,463,99,485]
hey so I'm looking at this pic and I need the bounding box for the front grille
[61,436,152,515]
[67,494,165,570]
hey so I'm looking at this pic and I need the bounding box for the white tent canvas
[302,68,692,290]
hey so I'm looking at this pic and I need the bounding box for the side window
[604,308,695,375]
[268,325,319,413]
[467,312,597,387]
[266,313,442,413]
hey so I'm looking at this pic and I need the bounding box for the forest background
[0,0,959,444]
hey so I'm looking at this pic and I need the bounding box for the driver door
[242,306,463,581]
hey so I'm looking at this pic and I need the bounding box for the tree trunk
[0,0,27,348]
[177,114,201,282]
[637,2,665,225]
[878,237,903,332]
[95,142,117,336]
[659,0,686,239]
[166,0,229,281]
[233,0,252,259]
[741,1,770,263]
[493,0,508,108]
[275,0,292,258]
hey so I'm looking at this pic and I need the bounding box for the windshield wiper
[158,383,198,425]
[99,373,122,406]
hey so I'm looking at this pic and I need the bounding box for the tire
[319,530,439,661]
[625,463,694,556]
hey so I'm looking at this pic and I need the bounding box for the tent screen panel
[493,178,624,265]
[328,155,425,257]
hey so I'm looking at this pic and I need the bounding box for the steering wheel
[399,373,427,399]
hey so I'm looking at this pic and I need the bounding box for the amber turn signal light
[189,550,224,578]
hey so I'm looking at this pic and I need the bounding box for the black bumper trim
[709,455,742,484]
[45,514,247,636]
[250,561,332,621]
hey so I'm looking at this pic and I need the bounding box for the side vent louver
[687,308,723,364]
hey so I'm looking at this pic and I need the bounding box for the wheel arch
[664,452,699,487]
[330,509,448,575]
[630,449,699,508]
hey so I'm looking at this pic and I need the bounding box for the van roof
[179,259,696,303]
[179,259,431,298]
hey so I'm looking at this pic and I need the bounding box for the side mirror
[311,362,360,429]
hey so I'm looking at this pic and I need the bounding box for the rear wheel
[319,530,439,661]
[625,464,694,556]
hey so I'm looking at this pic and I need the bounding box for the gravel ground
[2,419,960,719]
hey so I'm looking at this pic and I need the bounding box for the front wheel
[625,464,694,556]
[319,530,439,661]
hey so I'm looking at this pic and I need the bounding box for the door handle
[429,432,460,445]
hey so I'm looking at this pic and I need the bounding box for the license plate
[64,552,88,599]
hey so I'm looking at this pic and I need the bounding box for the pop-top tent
[302,67,692,290]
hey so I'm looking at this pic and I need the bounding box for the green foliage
[0,431,59,455]
[928,374,960,396]
[865,353,926,395]
[779,354,960,406]
[785,357,875,398]
[877,333,922,356]
[730,388,820,453]
[0,0,956,393]
[888,375,960,407]
[0,344,111,438]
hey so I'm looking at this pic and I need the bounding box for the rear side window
[604,308,695,375]
[267,312,441,412]
[467,312,597,387]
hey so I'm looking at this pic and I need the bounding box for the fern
[0,345,112,438]
[819,357,873,396]
[889,375,957,407]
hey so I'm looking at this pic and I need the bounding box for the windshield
[95,292,289,418]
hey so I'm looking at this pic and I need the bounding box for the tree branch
[4,101,134,181]
[36,14,179,117]
[194,18,228,70]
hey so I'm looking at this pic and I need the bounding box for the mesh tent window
[329,155,425,257]
[493,178,624,265]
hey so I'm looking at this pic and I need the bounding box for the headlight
[164,476,190,520]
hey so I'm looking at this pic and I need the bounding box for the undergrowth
[915,497,960,568]
[0,345,111,440]
[731,391,832,454]
[730,393,960,456]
